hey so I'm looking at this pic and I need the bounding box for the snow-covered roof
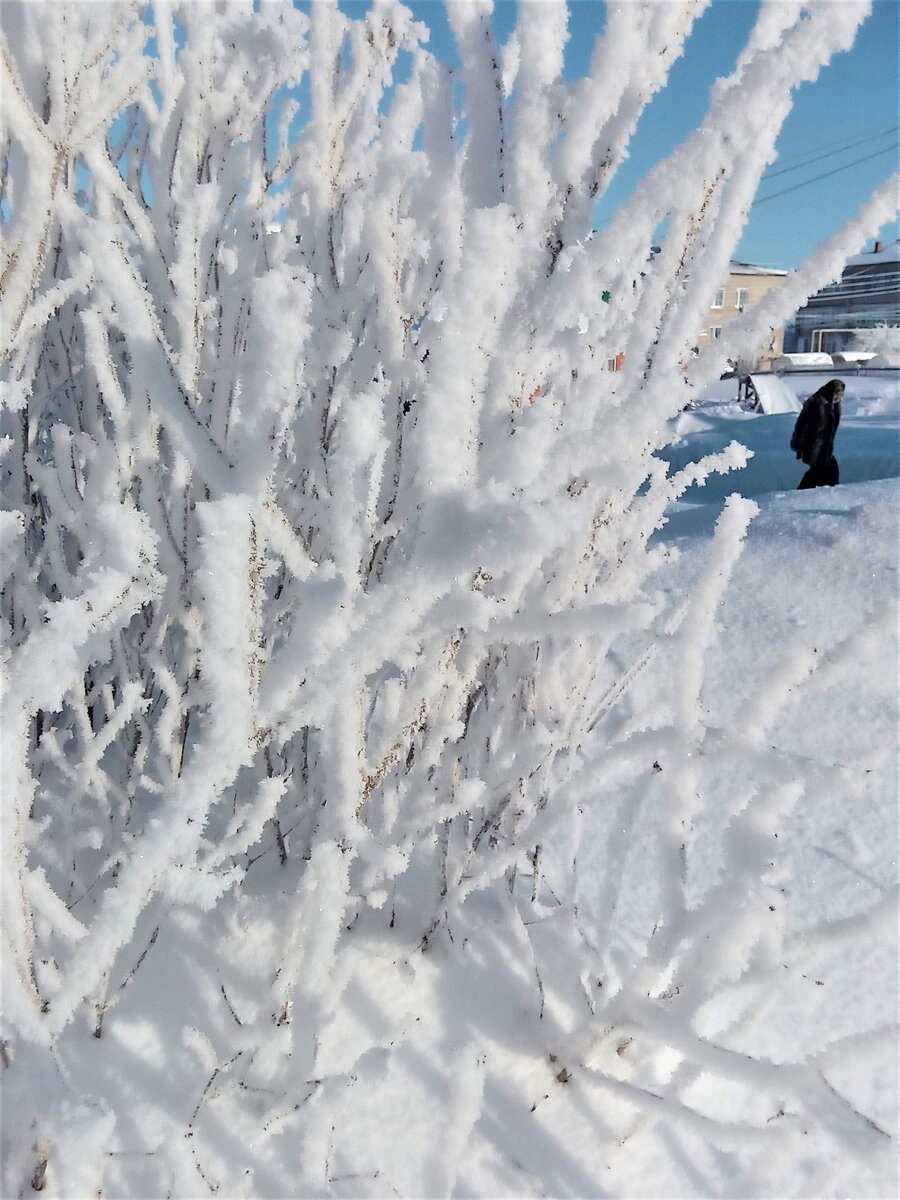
[728,260,789,276]
[845,239,900,267]
[775,352,833,368]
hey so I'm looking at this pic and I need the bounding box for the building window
[735,288,749,310]
[712,289,724,308]
[710,326,723,340]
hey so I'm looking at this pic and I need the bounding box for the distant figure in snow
[790,378,844,489]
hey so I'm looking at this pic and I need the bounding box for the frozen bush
[1,1,896,1193]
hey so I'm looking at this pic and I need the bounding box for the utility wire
[753,144,899,205]
[761,123,896,176]
[760,124,898,181]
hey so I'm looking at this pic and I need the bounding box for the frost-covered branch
[1,1,894,1193]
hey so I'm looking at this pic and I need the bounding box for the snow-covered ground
[665,370,900,507]
[632,373,899,1195]
[6,375,897,1200]
[576,375,900,1195]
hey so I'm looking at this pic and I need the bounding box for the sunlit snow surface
[6,377,897,1200]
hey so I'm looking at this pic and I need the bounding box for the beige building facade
[697,262,788,370]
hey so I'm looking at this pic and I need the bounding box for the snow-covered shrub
[2,1,897,1194]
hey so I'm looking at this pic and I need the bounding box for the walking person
[790,378,844,489]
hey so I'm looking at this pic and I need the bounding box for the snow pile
[1,2,897,1196]
[748,373,802,414]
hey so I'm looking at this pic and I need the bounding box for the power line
[761,123,897,176]
[753,144,899,205]
[760,124,898,181]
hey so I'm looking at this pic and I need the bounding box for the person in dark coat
[790,378,844,488]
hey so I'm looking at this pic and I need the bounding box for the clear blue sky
[393,0,899,270]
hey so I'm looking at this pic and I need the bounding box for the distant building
[697,261,789,370]
[784,240,900,354]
